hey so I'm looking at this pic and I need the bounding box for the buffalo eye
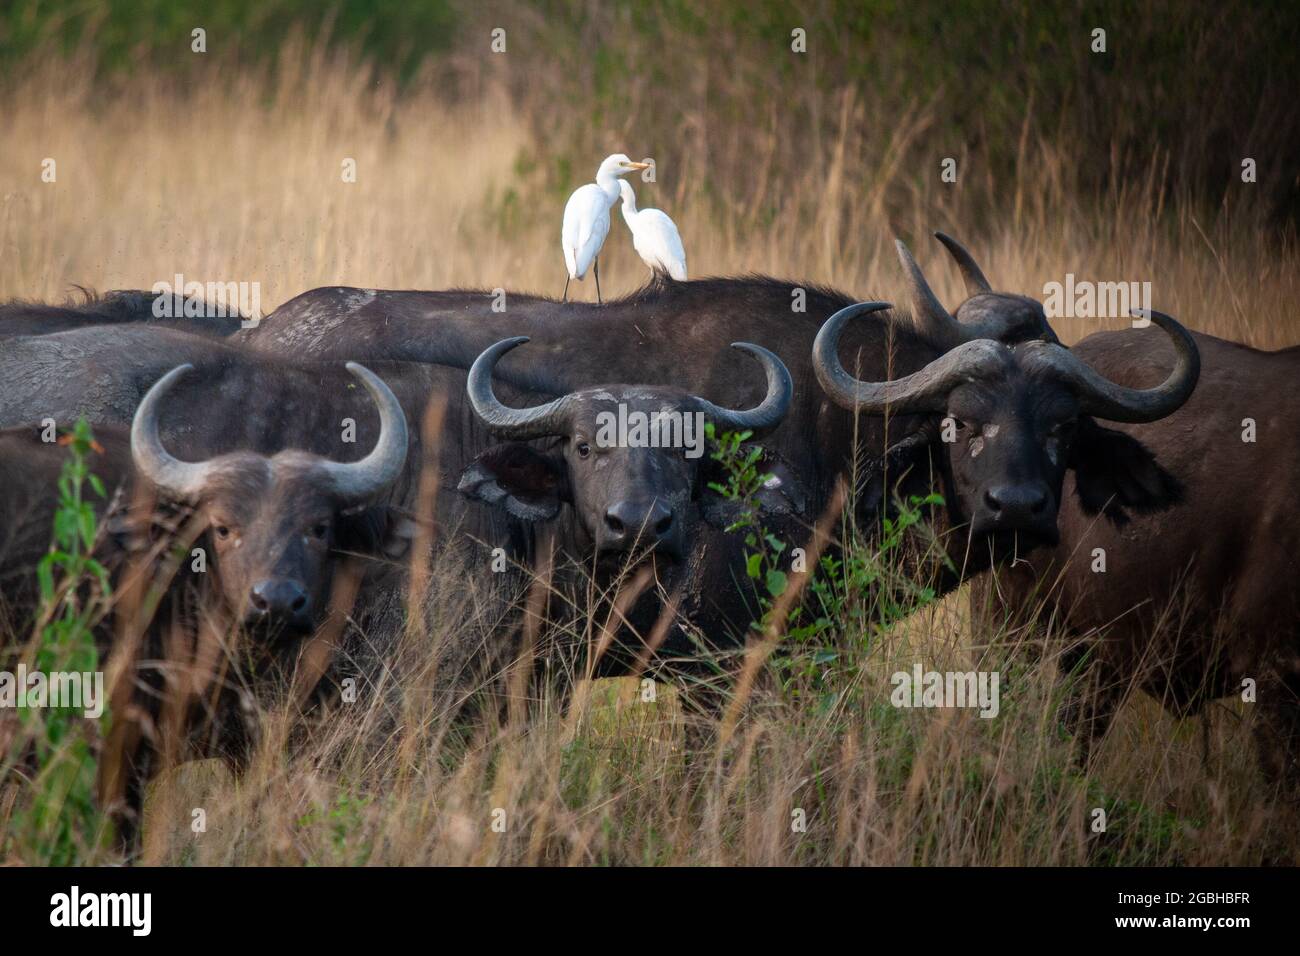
[576,441,592,460]
[308,522,330,540]
[214,524,232,541]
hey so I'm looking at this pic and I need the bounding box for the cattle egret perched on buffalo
[618,180,687,281]
[562,153,649,303]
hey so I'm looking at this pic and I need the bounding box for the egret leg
[562,275,570,303]
[594,257,602,305]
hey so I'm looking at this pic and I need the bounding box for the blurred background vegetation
[4,0,1298,227]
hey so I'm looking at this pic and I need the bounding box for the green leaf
[78,509,96,549]
[36,558,55,600]
[765,569,788,597]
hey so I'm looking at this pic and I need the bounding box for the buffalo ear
[336,506,419,558]
[458,443,569,522]
[106,499,194,554]
[378,515,420,558]
[1069,417,1182,525]
[700,444,807,529]
[858,425,939,521]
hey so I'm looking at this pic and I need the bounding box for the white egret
[618,180,687,281]
[562,153,649,303]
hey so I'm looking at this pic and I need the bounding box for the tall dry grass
[1,36,1298,865]
[125,568,1291,866]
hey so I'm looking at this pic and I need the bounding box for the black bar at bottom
[0,866,1281,940]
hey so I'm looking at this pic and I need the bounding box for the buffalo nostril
[249,580,310,622]
[603,501,674,550]
[982,485,1051,524]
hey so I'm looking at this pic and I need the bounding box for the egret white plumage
[618,180,687,281]
[562,153,649,303]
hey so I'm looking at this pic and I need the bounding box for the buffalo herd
[3,232,1297,850]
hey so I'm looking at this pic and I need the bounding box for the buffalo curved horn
[934,231,992,295]
[1021,309,1200,423]
[813,303,1013,415]
[898,238,1050,348]
[131,364,214,501]
[317,362,410,503]
[693,343,793,435]
[468,337,576,439]
[895,238,965,349]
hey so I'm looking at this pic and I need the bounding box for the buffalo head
[458,338,797,562]
[814,299,1199,551]
[130,361,409,634]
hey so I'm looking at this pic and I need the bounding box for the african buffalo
[811,302,1200,571]
[0,359,411,851]
[980,328,1300,788]
[127,360,410,633]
